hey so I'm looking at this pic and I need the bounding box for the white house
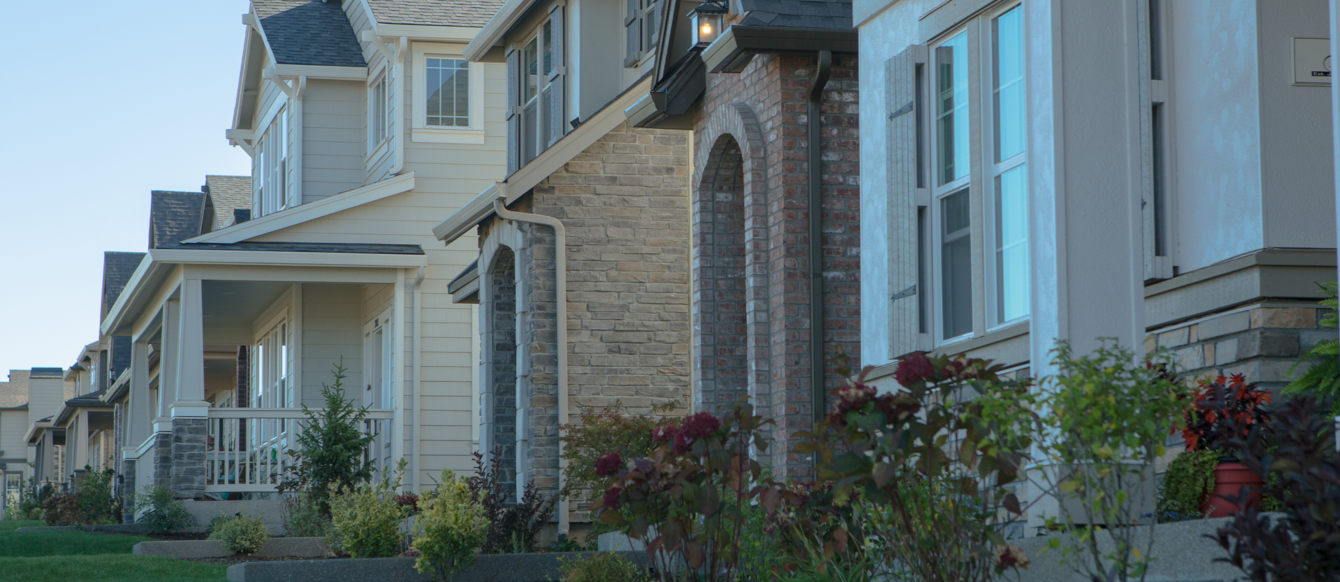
[102,0,508,503]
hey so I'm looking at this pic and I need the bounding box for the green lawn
[0,521,228,582]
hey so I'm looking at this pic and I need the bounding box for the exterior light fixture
[691,0,728,47]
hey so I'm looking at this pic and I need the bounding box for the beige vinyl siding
[300,284,365,408]
[366,54,398,185]
[303,80,366,203]
[0,409,28,461]
[27,377,65,426]
[400,58,508,188]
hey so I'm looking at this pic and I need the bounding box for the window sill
[412,128,485,144]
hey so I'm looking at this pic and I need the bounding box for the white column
[160,301,180,421]
[171,279,208,418]
[126,340,151,453]
[1026,0,1146,377]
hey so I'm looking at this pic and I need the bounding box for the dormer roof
[366,0,503,27]
[203,176,253,230]
[252,0,366,67]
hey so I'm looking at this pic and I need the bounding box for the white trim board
[187,172,417,244]
[433,77,653,243]
[463,0,540,62]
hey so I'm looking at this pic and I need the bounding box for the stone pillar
[120,456,136,524]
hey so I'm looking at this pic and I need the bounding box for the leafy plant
[279,359,375,516]
[134,486,196,534]
[1180,374,1272,454]
[790,352,1038,582]
[594,402,774,582]
[411,469,489,582]
[1285,282,1340,415]
[1210,395,1340,581]
[1035,340,1191,582]
[328,460,411,558]
[560,400,680,500]
[209,513,270,555]
[280,493,331,538]
[44,468,121,526]
[467,449,557,554]
[17,477,53,521]
[558,552,647,582]
[1155,449,1217,522]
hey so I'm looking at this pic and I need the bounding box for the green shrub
[411,469,489,581]
[1285,282,1340,415]
[209,513,270,555]
[1157,449,1217,522]
[18,478,53,521]
[558,552,646,582]
[329,462,410,558]
[134,486,196,534]
[282,494,331,538]
[44,468,121,526]
[279,361,376,517]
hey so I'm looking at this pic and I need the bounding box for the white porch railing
[204,408,395,493]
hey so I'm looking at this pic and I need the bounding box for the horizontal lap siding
[301,284,364,408]
[303,81,366,202]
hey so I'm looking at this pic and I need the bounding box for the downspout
[808,51,833,442]
[294,76,307,205]
[391,37,408,176]
[413,266,425,492]
[491,196,570,538]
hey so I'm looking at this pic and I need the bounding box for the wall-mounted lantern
[691,0,729,47]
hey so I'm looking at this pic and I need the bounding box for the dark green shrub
[1157,448,1218,522]
[134,486,196,534]
[279,360,375,516]
[281,493,331,538]
[558,552,646,582]
[1285,282,1339,415]
[44,468,120,526]
[209,513,270,555]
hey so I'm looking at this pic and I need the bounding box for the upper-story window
[625,0,660,67]
[506,4,566,174]
[426,58,469,127]
[255,111,289,217]
[412,44,485,144]
[370,70,391,150]
[924,2,1028,346]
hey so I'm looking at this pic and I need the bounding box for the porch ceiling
[203,281,291,324]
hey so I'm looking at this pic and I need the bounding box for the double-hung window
[411,44,485,144]
[506,5,566,173]
[987,5,1028,325]
[253,318,291,409]
[625,0,660,67]
[370,71,390,150]
[932,31,973,341]
[426,57,469,127]
[254,111,289,218]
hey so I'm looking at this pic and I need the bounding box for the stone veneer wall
[691,53,862,478]
[170,418,207,499]
[477,121,692,521]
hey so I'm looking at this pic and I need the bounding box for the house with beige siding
[23,369,74,487]
[433,0,696,538]
[102,0,507,506]
[1,371,33,509]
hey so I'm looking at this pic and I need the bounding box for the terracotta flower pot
[1201,458,1262,518]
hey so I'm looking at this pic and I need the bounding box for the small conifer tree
[283,359,376,515]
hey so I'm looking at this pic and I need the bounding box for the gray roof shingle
[366,0,503,27]
[738,0,852,30]
[150,191,208,250]
[253,0,367,67]
[0,381,24,409]
[203,175,252,230]
[102,252,146,314]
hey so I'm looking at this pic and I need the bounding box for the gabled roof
[102,252,146,316]
[150,191,208,250]
[0,380,25,410]
[737,0,853,30]
[253,0,366,67]
[366,0,503,27]
[203,175,253,230]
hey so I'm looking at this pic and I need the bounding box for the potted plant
[1180,374,1272,517]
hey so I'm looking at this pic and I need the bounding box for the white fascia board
[378,24,481,42]
[100,254,155,336]
[434,77,654,243]
[149,249,428,269]
[272,64,369,80]
[464,0,540,61]
[433,183,503,242]
[231,26,266,131]
[188,172,416,244]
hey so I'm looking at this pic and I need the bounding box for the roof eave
[702,25,858,73]
[433,183,504,244]
[463,0,539,61]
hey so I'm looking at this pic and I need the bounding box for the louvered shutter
[547,3,566,147]
[506,46,520,176]
[888,45,930,360]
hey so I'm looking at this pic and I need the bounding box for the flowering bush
[1181,374,1272,454]
[412,469,489,582]
[593,403,772,582]
[790,351,1038,581]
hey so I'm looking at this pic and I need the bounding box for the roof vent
[234,209,252,224]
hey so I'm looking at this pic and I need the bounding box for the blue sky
[0,1,253,375]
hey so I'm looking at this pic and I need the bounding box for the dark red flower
[680,412,721,440]
[895,353,936,385]
[394,493,419,509]
[602,486,623,509]
[594,452,623,477]
[652,425,678,444]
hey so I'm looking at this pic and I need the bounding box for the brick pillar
[489,248,519,499]
[170,418,207,499]
[152,433,173,489]
[120,457,136,524]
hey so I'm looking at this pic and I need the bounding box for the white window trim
[516,16,558,165]
[363,309,394,410]
[253,306,294,410]
[367,63,393,162]
[411,42,486,144]
[928,24,974,347]
[980,2,1029,331]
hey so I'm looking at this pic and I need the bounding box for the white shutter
[547,4,566,147]
[506,46,520,175]
[888,45,930,360]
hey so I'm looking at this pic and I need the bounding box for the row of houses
[3,0,1336,538]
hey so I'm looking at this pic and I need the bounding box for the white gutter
[413,266,426,493]
[433,183,504,242]
[463,0,539,62]
[491,197,570,537]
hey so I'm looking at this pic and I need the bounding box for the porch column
[169,279,208,499]
[1025,0,1149,531]
[122,339,150,521]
